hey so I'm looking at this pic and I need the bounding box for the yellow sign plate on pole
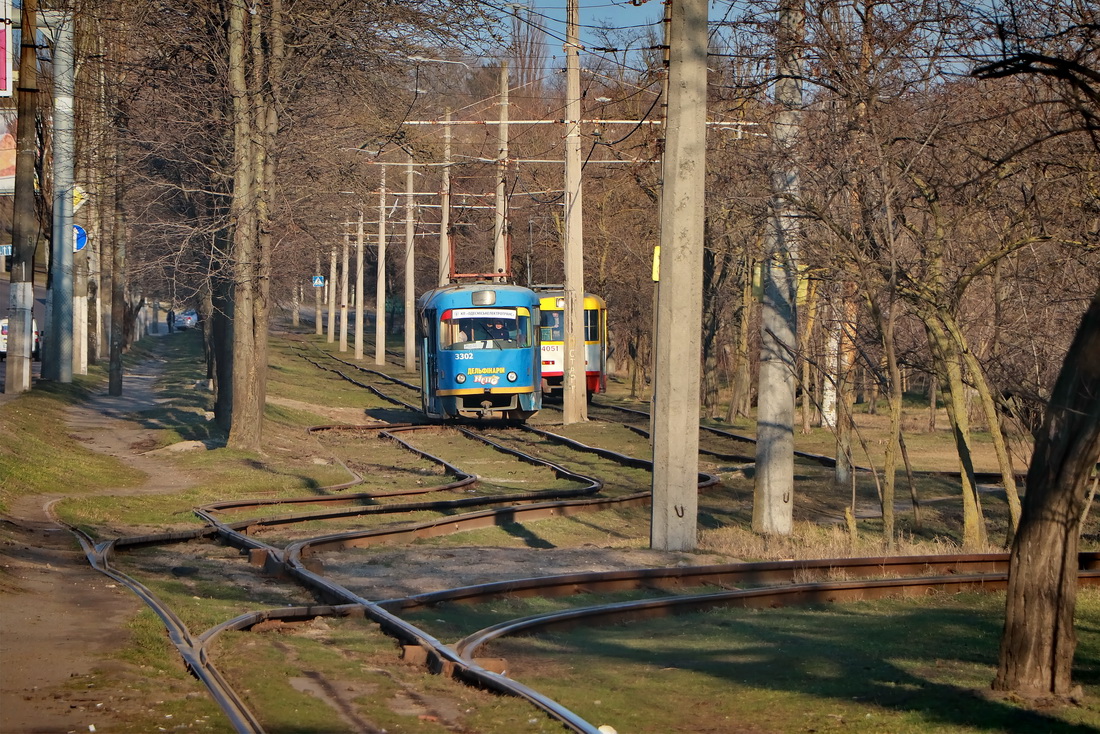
[73,185,88,213]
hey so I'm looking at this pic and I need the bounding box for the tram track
[56,337,1090,734]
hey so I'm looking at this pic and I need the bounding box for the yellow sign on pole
[73,185,88,213]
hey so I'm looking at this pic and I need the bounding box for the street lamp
[406,55,471,69]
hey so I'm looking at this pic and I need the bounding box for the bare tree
[968,0,1100,698]
[994,285,1100,697]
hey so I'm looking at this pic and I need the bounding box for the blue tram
[417,283,542,421]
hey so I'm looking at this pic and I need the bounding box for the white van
[0,318,41,361]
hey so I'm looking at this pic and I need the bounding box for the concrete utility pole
[354,207,365,360]
[562,0,587,424]
[108,154,126,397]
[74,244,88,374]
[753,0,805,536]
[375,168,387,365]
[438,110,452,286]
[5,0,38,394]
[404,155,416,372]
[326,245,337,342]
[651,0,708,552]
[493,63,509,281]
[43,10,75,383]
[339,228,349,352]
[314,254,323,335]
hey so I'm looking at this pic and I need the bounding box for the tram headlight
[507,371,517,382]
[455,373,466,384]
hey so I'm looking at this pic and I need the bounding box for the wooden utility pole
[562,0,588,424]
[5,0,38,395]
[651,0,708,551]
[754,0,805,536]
[493,63,509,280]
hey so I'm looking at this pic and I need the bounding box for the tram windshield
[440,307,531,350]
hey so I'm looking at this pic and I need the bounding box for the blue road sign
[73,225,88,252]
[312,275,325,287]
[0,244,11,257]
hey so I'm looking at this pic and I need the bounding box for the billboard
[0,108,13,194]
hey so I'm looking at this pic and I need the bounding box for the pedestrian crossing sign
[312,276,325,287]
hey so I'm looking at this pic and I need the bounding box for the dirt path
[0,355,201,733]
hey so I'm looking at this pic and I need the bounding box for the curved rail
[67,340,1060,734]
[453,562,1100,661]
[48,503,267,733]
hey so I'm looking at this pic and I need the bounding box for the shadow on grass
[538,596,1100,732]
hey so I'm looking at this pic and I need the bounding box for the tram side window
[584,309,600,342]
[540,311,563,342]
[441,317,468,350]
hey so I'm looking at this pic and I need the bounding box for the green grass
[482,588,1100,733]
[12,326,1089,733]
[0,381,146,512]
[210,615,565,734]
[84,607,231,733]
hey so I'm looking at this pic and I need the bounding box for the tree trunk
[926,373,938,432]
[835,289,857,486]
[994,286,1100,697]
[799,279,820,433]
[926,316,987,549]
[726,255,754,422]
[941,313,1023,534]
[226,0,262,451]
[871,298,902,551]
[5,0,39,395]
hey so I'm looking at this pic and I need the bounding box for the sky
[533,0,664,40]
[526,1,666,64]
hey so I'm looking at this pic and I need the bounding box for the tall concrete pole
[375,168,387,365]
[5,0,39,394]
[74,247,88,374]
[651,0,708,551]
[493,62,509,280]
[314,253,323,334]
[326,245,336,342]
[438,110,452,286]
[650,0,673,441]
[354,206,365,360]
[753,0,804,536]
[404,155,416,372]
[109,186,125,396]
[339,228,349,352]
[562,0,587,424]
[44,11,75,383]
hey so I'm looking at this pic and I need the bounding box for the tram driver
[485,320,510,340]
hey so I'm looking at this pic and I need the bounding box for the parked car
[176,310,198,330]
[0,318,41,361]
